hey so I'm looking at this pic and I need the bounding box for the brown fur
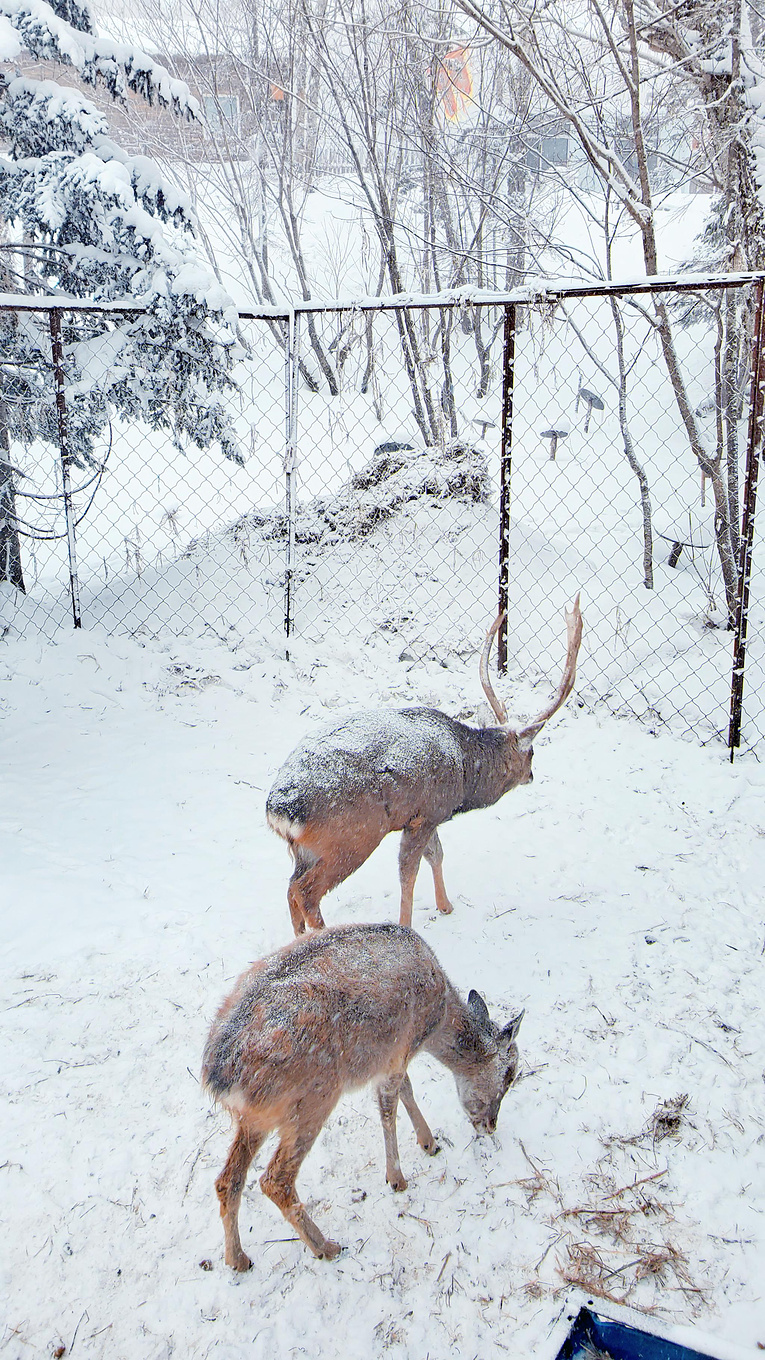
[268,712,533,934]
[202,923,524,1266]
[266,600,582,935]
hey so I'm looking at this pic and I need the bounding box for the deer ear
[501,1009,524,1042]
[468,989,492,1031]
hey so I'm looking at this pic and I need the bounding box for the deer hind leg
[422,829,453,916]
[399,1072,440,1156]
[376,1071,408,1191]
[288,832,385,936]
[287,844,324,936]
[260,1111,341,1260]
[215,1119,267,1271]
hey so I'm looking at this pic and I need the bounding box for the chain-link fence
[1,276,763,755]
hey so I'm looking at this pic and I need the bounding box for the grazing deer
[202,922,524,1267]
[267,595,582,934]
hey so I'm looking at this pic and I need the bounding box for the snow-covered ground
[2,610,765,1358]
[2,151,763,1356]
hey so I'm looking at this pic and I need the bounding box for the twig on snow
[436,1251,452,1282]
[603,1169,669,1199]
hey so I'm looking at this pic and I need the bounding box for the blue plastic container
[555,1303,728,1358]
[545,1294,760,1360]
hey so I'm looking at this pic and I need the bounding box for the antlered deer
[202,921,524,1267]
[267,595,582,934]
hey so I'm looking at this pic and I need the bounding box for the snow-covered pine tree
[0,0,241,592]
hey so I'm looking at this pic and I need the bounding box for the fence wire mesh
[1,278,762,755]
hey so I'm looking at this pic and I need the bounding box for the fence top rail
[236,271,765,319]
[1,270,763,321]
[0,292,149,315]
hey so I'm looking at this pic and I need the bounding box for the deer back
[266,708,529,839]
[202,923,449,1120]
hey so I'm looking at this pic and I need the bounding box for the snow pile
[243,439,491,549]
[0,10,21,55]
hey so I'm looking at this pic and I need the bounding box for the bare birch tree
[455,0,759,621]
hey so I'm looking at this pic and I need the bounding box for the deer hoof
[228,1249,253,1272]
[436,901,454,916]
[318,1239,342,1261]
[422,1138,441,1157]
[387,1172,408,1192]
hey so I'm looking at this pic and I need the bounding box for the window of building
[526,134,570,174]
[203,95,240,135]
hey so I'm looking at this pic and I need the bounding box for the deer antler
[517,593,583,744]
[479,612,508,725]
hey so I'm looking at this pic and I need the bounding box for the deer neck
[425,985,491,1073]
[457,726,516,812]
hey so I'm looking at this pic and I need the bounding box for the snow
[1,37,764,1343]
[0,0,198,115]
[0,11,21,56]
[258,441,491,549]
[2,603,765,1358]
[745,77,765,204]
[169,262,235,315]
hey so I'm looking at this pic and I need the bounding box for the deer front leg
[376,1073,409,1191]
[215,1121,266,1271]
[287,879,309,935]
[260,1118,341,1261]
[399,1072,440,1156]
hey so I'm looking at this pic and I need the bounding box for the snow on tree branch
[0,0,199,116]
[0,74,109,153]
[0,0,244,576]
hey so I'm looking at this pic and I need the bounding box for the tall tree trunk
[622,0,739,619]
[609,299,654,589]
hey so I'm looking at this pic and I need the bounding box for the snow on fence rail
[1,274,764,757]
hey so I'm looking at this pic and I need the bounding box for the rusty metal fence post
[0,394,25,594]
[284,309,300,655]
[48,308,82,629]
[728,279,765,757]
[497,302,516,675]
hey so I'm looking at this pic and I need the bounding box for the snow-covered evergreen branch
[0,0,198,115]
[0,0,244,597]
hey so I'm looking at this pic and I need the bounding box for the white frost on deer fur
[266,597,583,935]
